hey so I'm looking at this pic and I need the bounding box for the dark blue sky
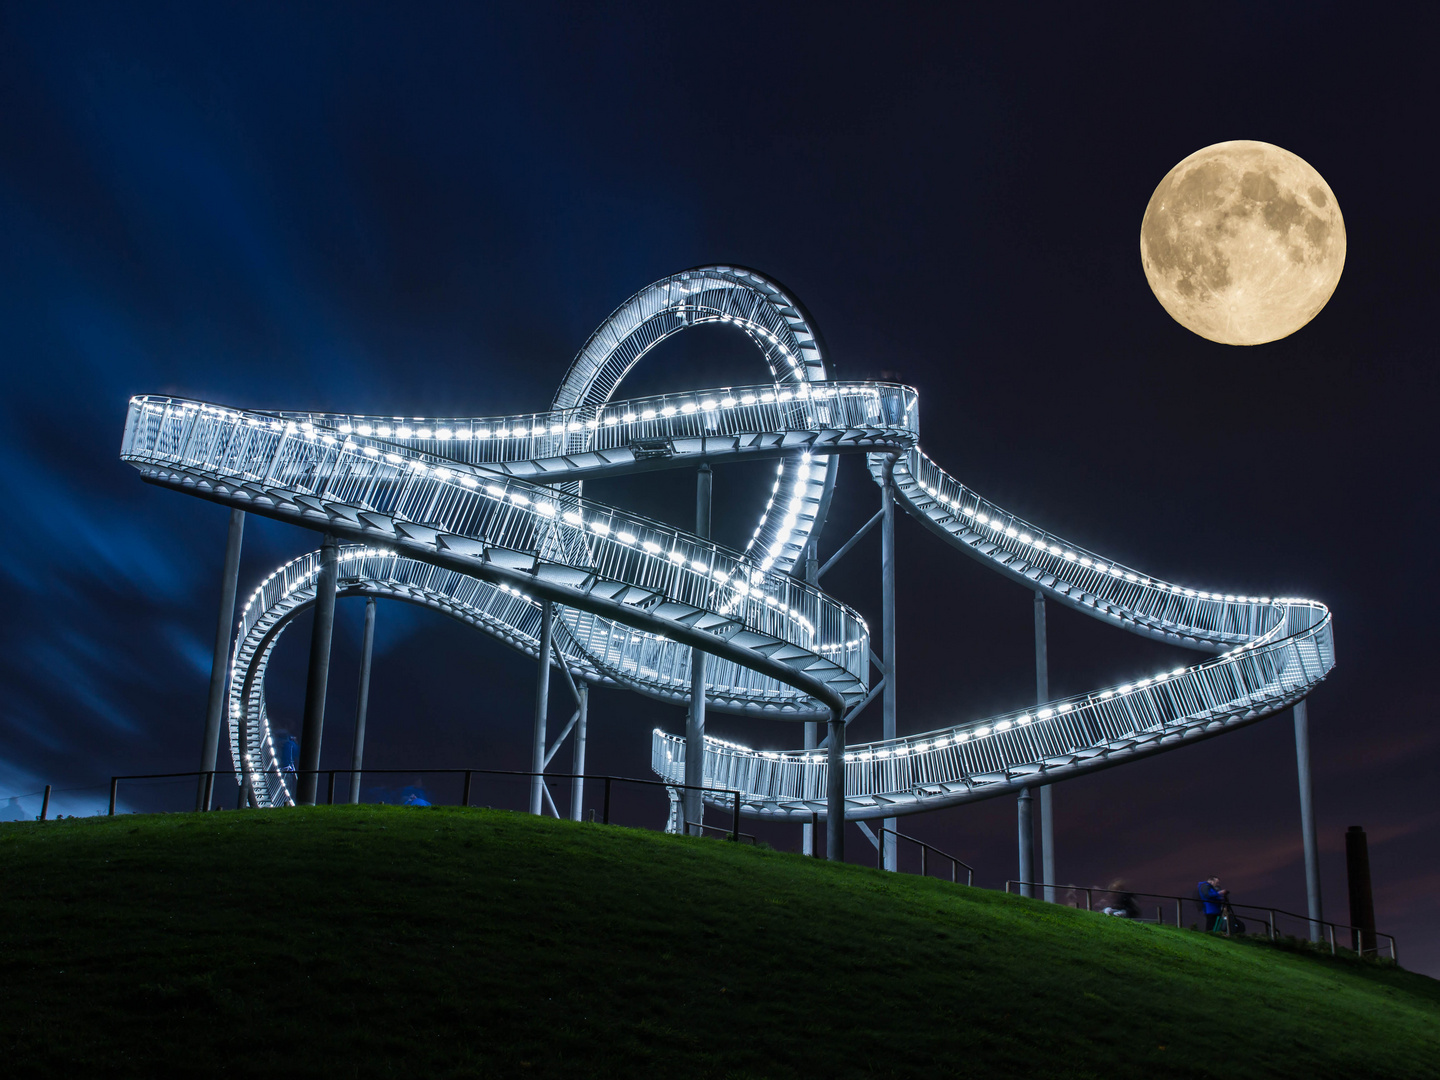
[3,4,1437,973]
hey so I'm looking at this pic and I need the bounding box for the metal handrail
[877,826,974,886]
[119,264,1336,840]
[1003,880,1397,963]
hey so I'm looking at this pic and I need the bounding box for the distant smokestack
[1345,826,1376,955]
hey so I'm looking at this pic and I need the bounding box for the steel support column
[684,464,712,835]
[1017,786,1034,897]
[826,713,845,861]
[196,508,245,810]
[880,463,898,871]
[570,682,588,821]
[803,537,819,856]
[1294,699,1323,941]
[1035,591,1055,903]
[801,720,818,855]
[530,603,555,815]
[296,533,338,806]
[348,597,376,805]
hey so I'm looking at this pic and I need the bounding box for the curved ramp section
[121,263,1334,831]
[228,546,636,807]
[550,266,833,577]
[655,446,1333,819]
[124,365,920,795]
[122,392,893,718]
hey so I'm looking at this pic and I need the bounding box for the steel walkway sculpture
[120,266,1334,862]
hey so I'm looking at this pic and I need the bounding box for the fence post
[1176,899,1182,927]
[921,845,928,879]
[730,791,740,842]
[602,777,611,825]
[326,771,336,805]
[1327,924,1336,955]
[40,785,51,821]
[462,770,473,808]
[109,778,118,816]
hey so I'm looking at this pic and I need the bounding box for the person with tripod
[1197,876,1229,932]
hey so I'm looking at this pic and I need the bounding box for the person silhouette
[1197,876,1229,931]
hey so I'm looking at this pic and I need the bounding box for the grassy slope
[1,807,1436,1079]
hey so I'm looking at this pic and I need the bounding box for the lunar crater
[1140,141,1345,345]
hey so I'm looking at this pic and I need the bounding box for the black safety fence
[0,782,123,822]
[104,767,748,843]
[1005,880,1398,963]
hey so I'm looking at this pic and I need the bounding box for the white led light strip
[121,265,1331,820]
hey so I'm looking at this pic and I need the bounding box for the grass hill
[2,805,1436,1078]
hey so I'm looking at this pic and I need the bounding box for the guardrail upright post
[602,776,611,825]
[297,534,340,806]
[326,771,336,805]
[197,508,245,811]
[348,597,376,805]
[40,784,51,821]
[1269,911,1277,942]
[1293,699,1324,942]
[109,777,118,816]
[1177,899,1182,927]
[920,845,928,879]
[530,603,554,816]
[462,770,473,808]
[730,790,740,842]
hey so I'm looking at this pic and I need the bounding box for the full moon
[1140,140,1345,345]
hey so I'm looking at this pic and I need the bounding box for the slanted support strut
[530,602,554,815]
[348,597,376,805]
[197,508,245,810]
[570,682,588,821]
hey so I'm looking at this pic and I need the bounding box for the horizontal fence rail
[1003,881,1396,962]
[109,768,747,841]
[877,827,974,886]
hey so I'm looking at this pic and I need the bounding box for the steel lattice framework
[120,265,1334,828]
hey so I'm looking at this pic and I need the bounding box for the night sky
[3,6,1436,974]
